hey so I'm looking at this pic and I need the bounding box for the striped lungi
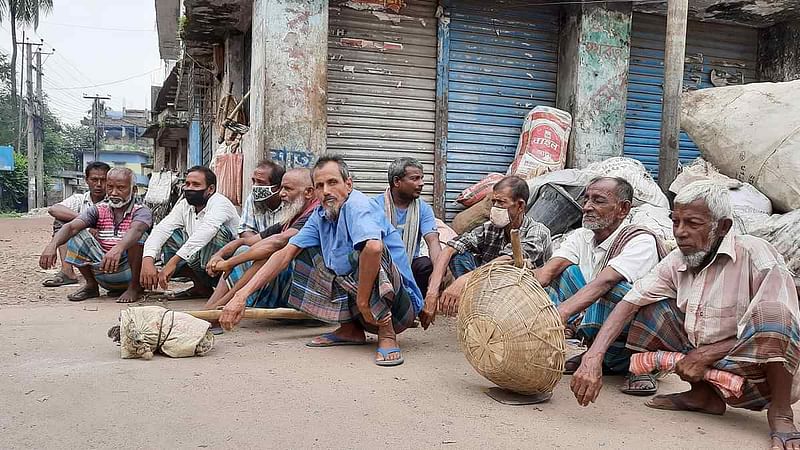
[547,264,633,373]
[288,246,416,333]
[64,229,140,291]
[225,245,292,308]
[627,298,800,411]
[162,228,234,284]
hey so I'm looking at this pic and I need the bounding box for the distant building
[81,108,154,188]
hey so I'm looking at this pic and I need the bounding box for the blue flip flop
[306,332,367,347]
[375,347,404,366]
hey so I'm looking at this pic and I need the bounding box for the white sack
[585,157,670,209]
[119,306,214,359]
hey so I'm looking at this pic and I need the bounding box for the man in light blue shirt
[372,157,441,296]
[219,155,422,367]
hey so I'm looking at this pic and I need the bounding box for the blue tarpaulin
[0,146,14,171]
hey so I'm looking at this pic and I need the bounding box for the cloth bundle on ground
[630,351,744,399]
[109,306,214,359]
[681,80,800,212]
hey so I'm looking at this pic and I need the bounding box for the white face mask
[490,206,511,228]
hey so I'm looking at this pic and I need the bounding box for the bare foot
[116,287,144,303]
[645,387,726,415]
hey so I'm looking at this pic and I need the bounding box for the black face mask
[183,188,209,207]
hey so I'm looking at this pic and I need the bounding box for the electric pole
[16,31,25,156]
[84,94,111,163]
[25,41,36,210]
[34,48,48,208]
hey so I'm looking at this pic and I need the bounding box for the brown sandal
[67,286,101,302]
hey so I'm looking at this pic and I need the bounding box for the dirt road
[0,216,786,449]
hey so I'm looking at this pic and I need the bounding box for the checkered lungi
[288,246,416,333]
[64,229,141,291]
[627,298,800,411]
[547,265,633,373]
[162,228,234,285]
[224,245,292,309]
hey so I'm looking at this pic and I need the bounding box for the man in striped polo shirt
[39,167,153,303]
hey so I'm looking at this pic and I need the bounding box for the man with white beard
[204,168,319,309]
[570,181,800,450]
[38,167,153,303]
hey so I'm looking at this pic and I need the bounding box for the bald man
[205,168,319,310]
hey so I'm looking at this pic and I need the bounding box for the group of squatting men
[38,156,800,448]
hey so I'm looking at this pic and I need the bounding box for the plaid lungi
[64,229,140,291]
[547,264,633,373]
[225,245,292,308]
[627,298,800,411]
[162,228,234,285]
[288,246,416,333]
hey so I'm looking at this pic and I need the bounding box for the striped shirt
[78,202,153,252]
[623,233,799,347]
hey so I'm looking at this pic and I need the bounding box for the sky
[0,0,164,124]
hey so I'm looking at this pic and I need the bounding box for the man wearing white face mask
[238,160,286,237]
[38,167,153,303]
[419,175,552,328]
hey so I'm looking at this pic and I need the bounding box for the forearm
[217,239,245,260]
[536,258,572,287]
[584,301,640,359]
[426,233,442,263]
[428,246,455,294]
[51,220,86,248]
[559,278,618,319]
[237,246,295,301]
[227,240,282,267]
[356,243,382,305]
[49,205,79,222]
[693,338,737,364]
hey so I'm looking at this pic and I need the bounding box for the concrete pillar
[244,0,328,194]
[154,145,166,171]
[758,21,800,82]
[557,4,632,169]
[178,138,188,173]
[224,34,245,98]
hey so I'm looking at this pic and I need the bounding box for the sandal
[163,288,211,301]
[770,431,800,448]
[563,353,583,375]
[375,347,404,367]
[67,286,101,302]
[42,272,79,287]
[620,373,658,396]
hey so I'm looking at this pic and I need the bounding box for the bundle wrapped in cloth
[630,351,744,399]
[108,306,215,360]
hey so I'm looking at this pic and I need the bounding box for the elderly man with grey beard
[534,177,668,395]
[204,168,319,310]
[570,180,800,450]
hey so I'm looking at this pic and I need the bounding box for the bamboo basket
[457,231,565,395]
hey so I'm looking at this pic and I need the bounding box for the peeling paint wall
[245,0,328,194]
[558,4,632,169]
[758,20,800,82]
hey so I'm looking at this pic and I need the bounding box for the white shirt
[58,192,95,214]
[143,193,240,261]
[553,226,660,283]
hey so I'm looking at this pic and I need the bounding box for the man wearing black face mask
[239,160,285,238]
[141,166,240,300]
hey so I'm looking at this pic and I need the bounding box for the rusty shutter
[327,0,438,203]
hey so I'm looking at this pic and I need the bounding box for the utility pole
[25,41,36,211]
[16,31,25,155]
[34,47,49,208]
[658,0,689,192]
[84,95,111,163]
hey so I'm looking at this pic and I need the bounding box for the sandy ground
[0,216,789,449]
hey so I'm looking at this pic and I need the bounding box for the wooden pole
[510,229,524,268]
[183,308,314,321]
[657,0,689,193]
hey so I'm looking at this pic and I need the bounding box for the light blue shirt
[289,190,423,313]
[371,194,437,258]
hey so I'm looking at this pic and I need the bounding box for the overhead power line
[49,68,160,91]
[41,21,155,32]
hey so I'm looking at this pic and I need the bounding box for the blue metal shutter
[327,0,437,202]
[624,13,758,178]
[443,2,560,220]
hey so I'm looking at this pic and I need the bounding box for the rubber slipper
[163,288,210,301]
[42,272,79,287]
[67,286,101,302]
[621,373,658,396]
[563,353,583,375]
[375,347,404,367]
[770,431,800,447]
[306,332,367,347]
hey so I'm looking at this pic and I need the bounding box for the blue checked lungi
[628,298,800,410]
[288,246,416,333]
[162,228,234,285]
[225,245,292,308]
[547,265,633,373]
[450,252,479,278]
[65,229,141,291]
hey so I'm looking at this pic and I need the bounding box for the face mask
[252,184,279,202]
[490,206,511,228]
[183,188,209,207]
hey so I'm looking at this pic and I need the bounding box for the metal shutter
[327,0,438,202]
[443,1,560,220]
[624,13,759,177]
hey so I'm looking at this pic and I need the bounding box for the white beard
[278,197,306,225]
[680,224,719,269]
[108,196,132,209]
[582,214,613,231]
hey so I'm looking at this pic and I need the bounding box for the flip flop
[42,272,79,287]
[563,353,583,375]
[621,373,658,396]
[163,289,211,301]
[306,332,368,347]
[67,286,101,302]
[770,431,800,448]
[375,347,404,367]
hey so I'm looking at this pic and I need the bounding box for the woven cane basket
[457,261,565,395]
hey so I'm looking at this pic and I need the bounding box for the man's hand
[140,258,160,291]
[206,253,225,276]
[439,275,468,317]
[357,298,377,326]
[556,303,571,326]
[39,243,59,270]
[158,259,178,291]
[675,349,712,383]
[219,293,247,331]
[570,353,604,406]
[100,246,124,274]
[419,292,439,330]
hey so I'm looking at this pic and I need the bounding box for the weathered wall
[758,20,800,82]
[558,4,632,169]
[245,0,327,194]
